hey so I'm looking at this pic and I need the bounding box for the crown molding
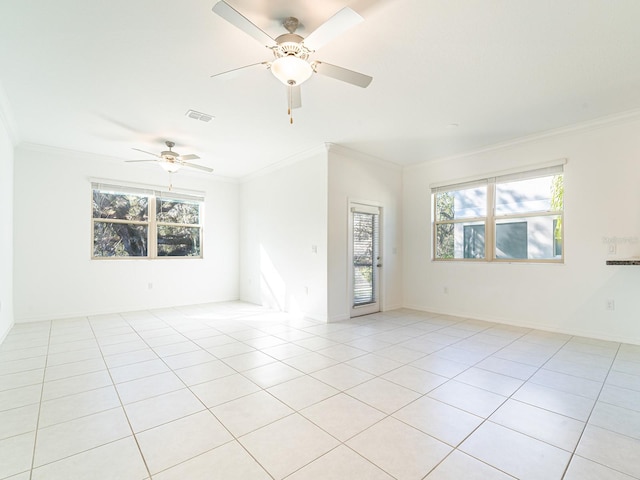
[239,143,329,183]
[239,142,404,184]
[406,107,640,170]
[18,141,123,161]
[326,143,403,171]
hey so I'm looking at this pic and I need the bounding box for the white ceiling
[1,0,640,178]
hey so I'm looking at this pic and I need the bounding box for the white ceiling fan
[211,0,373,123]
[126,141,213,173]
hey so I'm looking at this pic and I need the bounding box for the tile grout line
[558,341,625,480]
[87,311,154,480]
[140,307,277,480]
[287,313,534,479]
[150,309,412,479]
[414,324,573,479]
[228,313,511,478]
[5,306,638,480]
[267,315,524,479]
[27,319,52,480]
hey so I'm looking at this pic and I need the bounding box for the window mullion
[495,211,561,221]
[432,194,437,260]
[434,216,486,226]
[487,181,496,261]
[156,222,200,228]
[93,218,148,226]
[149,195,157,258]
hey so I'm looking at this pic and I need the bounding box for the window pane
[156,198,200,224]
[435,224,454,259]
[93,222,148,257]
[93,191,148,221]
[553,219,563,256]
[436,222,485,259]
[157,225,201,256]
[495,215,562,259]
[495,174,563,215]
[353,212,378,306]
[436,186,487,221]
[495,222,528,258]
[463,224,485,259]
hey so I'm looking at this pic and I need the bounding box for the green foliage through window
[435,193,454,258]
[432,166,564,262]
[92,184,203,259]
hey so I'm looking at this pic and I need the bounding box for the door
[350,203,381,317]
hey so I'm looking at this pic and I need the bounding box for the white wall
[328,145,403,321]
[0,117,14,341]
[13,144,239,322]
[239,147,328,321]
[403,114,640,344]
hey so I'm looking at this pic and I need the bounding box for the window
[433,164,564,262]
[92,183,203,259]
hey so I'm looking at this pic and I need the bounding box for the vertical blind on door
[352,210,379,306]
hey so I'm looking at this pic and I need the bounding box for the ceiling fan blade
[212,1,276,48]
[131,147,161,159]
[211,61,268,79]
[178,154,200,161]
[290,85,302,109]
[183,162,214,173]
[125,159,159,163]
[303,7,363,51]
[313,61,372,88]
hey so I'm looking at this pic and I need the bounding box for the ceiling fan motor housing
[273,34,310,60]
[160,151,179,161]
[161,141,179,161]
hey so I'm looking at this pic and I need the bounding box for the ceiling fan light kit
[126,140,213,176]
[211,0,372,124]
[271,56,313,86]
[159,160,181,173]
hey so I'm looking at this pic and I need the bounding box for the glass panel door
[350,204,380,317]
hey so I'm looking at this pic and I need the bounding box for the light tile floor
[1,302,639,479]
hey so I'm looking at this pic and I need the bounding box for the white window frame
[432,162,565,263]
[91,182,204,260]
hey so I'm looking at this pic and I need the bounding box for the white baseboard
[327,314,350,323]
[382,303,403,312]
[401,304,640,346]
[0,320,14,345]
[14,297,242,324]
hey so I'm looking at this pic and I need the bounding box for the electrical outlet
[148,282,153,290]
[443,286,449,294]
[606,299,615,311]
[608,244,617,255]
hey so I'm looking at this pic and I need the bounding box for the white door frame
[348,201,383,318]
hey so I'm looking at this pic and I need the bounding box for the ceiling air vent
[185,109,214,123]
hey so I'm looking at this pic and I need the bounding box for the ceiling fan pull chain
[288,83,294,124]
